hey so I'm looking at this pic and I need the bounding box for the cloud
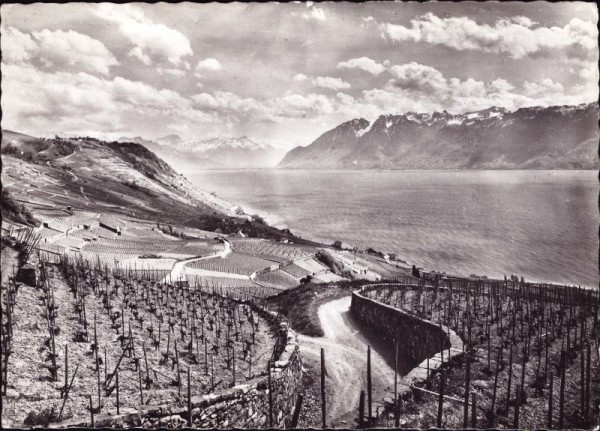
[95,4,192,65]
[337,57,386,76]
[2,27,118,75]
[195,58,223,72]
[312,76,351,90]
[334,62,596,119]
[523,78,564,96]
[302,5,326,21]
[157,67,186,77]
[1,27,37,63]
[380,13,598,63]
[293,73,308,82]
[190,90,338,124]
[1,63,210,136]
[128,46,151,66]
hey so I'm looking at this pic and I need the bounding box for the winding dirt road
[298,296,412,426]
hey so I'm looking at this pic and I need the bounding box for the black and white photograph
[1,1,599,429]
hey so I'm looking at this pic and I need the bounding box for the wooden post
[506,344,513,412]
[437,369,445,428]
[463,352,471,428]
[580,342,585,416]
[64,344,68,397]
[585,343,591,424]
[321,348,327,428]
[513,384,521,428]
[268,360,273,428]
[559,351,566,429]
[138,365,144,405]
[394,342,399,427]
[116,371,120,415]
[89,395,95,428]
[58,363,80,422]
[232,346,236,386]
[187,367,192,427]
[290,394,304,428]
[367,345,372,422]
[358,390,365,429]
[548,373,554,428]
[471,393,477,427]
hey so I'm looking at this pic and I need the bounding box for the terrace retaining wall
[350,285,463,401]
[51,309,302,429]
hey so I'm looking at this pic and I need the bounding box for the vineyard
[254,270,300,290]
[281,264,311,279]
[361,279,600,429]
[186,253,277,276]
[185,275,284,301]
[1,247,278,427]
[231,239,316,263]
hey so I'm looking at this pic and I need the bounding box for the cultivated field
[1,247,277,427]
[363,280,600,429]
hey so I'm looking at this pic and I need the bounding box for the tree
[412,265,420,278]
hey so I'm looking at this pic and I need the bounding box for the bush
[1,189,40,227]
[24,407,58,426]
[2,143,19,155]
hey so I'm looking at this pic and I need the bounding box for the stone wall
[350,285,463,401]
[52,311,302,429]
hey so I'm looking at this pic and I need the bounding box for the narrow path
[297,296,408,426]
[163,240,232,283]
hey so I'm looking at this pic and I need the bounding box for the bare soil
[1,252,277,427]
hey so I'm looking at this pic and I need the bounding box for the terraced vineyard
[254,270,299,289]
[280,263,311,279]
[231,239,316,263]
[186,253,276,276]
[1,251,277,426]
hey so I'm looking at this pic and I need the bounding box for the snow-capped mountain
[278,103,599,169]
[117,135,285,170]
[156,134,184,146]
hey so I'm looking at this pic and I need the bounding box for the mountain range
[117,135,285,171]
[278,103,599,169]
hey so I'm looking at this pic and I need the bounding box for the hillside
[0,130,307,242]
[118,135,285,171]
[278,103,599,169]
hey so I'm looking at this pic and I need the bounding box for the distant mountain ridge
[278,103,599,169]
[117,135,285,170]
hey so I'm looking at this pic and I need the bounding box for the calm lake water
[188,170,598,288]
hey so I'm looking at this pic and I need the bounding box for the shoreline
[185,170,598,290]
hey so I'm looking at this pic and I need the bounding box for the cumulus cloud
[1,27,37,63]
[195,58,223,72]
[303,5,326,21]
[1,63,209,136]
[312,76,351,90]
[380,13,598,63]
[333,62,596,119]
[128,46,151,66]
[2,27,118,75]
[337,57,386,76]
[95,4,192,65]
[523,78,564,96]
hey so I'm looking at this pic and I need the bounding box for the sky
[1,1,598,149]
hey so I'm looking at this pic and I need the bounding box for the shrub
[24,407,58,426]
[1,189,40,227]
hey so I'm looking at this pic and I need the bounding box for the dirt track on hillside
[297,296,412,426]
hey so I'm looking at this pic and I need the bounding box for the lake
[187,170,598,288]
